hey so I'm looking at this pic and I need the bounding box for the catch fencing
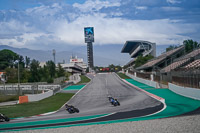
[0,83,61,95]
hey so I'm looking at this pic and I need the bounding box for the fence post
[150,74,154,81]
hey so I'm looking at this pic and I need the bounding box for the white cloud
[0,11,197,48]
[0,1,199,50]
[167,0,181,4]
[47,14,195,46]
[73,0,120,12]
[135,6,148,10]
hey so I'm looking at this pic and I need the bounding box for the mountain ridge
[0,44,171,66]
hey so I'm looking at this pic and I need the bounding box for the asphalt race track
[0,73,164,131]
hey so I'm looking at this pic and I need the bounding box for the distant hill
[0,44,171,66]
[0,45,130,66]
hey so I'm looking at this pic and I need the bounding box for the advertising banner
[84,27,94,43]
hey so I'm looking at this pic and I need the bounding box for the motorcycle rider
[0,113,9,122]
[109,97,115,103]
[65,104,76,111]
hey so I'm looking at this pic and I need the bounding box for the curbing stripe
[122,79,165,103]
[114,73,165,103]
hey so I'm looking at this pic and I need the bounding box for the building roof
[0,72,5,75]
[137,46,184,70]
[161,48,200,73]
[121,41,140,53]
[175,48,200,62]
[184,59,200,69]
[121,40,153,52]
[161,58,190,73]
[121,40,155,58]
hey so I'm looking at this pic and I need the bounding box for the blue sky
[0,0,200,51]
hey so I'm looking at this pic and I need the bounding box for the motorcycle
[108,97,120,106]
[65,104,79,114]
[0,113,10,122]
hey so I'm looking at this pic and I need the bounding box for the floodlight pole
[18,61,21,95]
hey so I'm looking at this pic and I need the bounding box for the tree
[183,39,199,53]
[108,64,115,72]
[18,55,25,68]
[86,67,89,73]
[5,68,18,83]
[29,59,41,82]
[39,65,49,82]
[166,45,178,52]
[46,60,56,78]
[25,56,30,68]
[0,49,18,70]
[134,55,154,68]
[21,69,31,83]
[57,63,65,77]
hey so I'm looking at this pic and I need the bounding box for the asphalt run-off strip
[63,85,85,91]
[0,114,110,131]
[1,79,200,132]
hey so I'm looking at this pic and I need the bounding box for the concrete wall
[26,90,53,102]
[126,73,158,88]
[69,74,81,84]
[0,85,32,90]
[38,85,60,90]
[169,83,200,100]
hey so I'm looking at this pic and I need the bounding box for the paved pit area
[10,114,200,133]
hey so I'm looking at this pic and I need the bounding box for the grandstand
[184,59,200,69]
[161,48,200,73]
[136,46,184,72]
[122,41,200,88]
[121,40,156,58]
[121,40,156,70]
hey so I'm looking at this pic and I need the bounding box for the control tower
[84,27,94,70]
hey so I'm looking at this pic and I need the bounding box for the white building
[69,56,87,71]
[60,56,87,74]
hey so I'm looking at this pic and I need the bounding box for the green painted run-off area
[63,85,85,91]
[124,79,200,120]
[1,78,200,132]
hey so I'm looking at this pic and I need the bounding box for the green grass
[76,75,91,85]
[0,93,74,118]
[0,95,19,103]
[117,72,131,79]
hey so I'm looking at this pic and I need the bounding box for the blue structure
[84,27,94,69]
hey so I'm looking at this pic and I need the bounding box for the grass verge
[0,95,19,103]
[76,75,91,85]
[0,93,74,118]
[117,72,131,79]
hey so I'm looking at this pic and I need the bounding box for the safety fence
[171,69,200,89]
[0,84,61,95]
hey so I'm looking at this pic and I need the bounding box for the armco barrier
[169,83,200,100]
[26,90,53,102]
[126,73,158,88]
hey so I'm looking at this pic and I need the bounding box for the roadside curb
[11,110,58,120]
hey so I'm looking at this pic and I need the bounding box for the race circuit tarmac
[0,73,163,131]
